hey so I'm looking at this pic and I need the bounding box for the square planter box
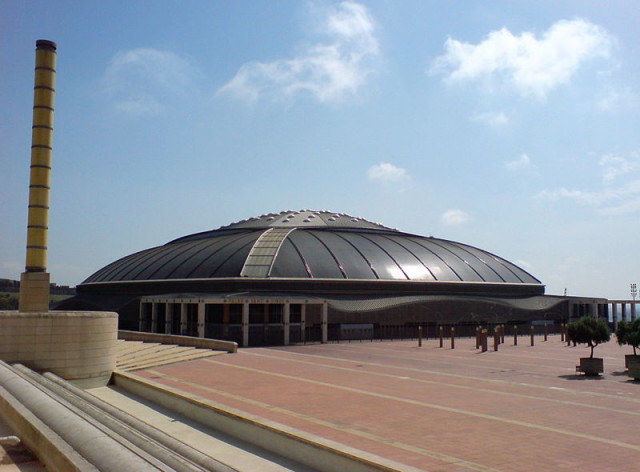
[625,354,640,369]
[579,357,604,376]
[629,362,640,381]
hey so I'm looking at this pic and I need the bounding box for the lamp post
[631,283,637,321]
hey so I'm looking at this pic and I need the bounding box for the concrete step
[118,345,197,366]
[119,350,225,372]
[116,340,161,356]
[115,340,222,372]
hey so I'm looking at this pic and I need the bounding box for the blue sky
[1,1,639,299]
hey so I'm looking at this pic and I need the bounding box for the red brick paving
[135,335,640,472]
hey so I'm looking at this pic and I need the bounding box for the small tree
[567,317,611,358]
[616,321,632,354]
[617,319,640,356]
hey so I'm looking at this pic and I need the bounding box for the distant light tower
[631,283,637,321]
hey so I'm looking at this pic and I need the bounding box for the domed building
[60,210,605,346]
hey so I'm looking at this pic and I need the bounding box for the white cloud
[471,110,509,127]
[505,153,532,171]
[431,18,613,98]
[596,86,633,111]
[217,1,379,103]
[534,151,640,213]
[599,152,640,183]
[537,176,640,215]
[367,162,410,185]
[441,209,471,226]
[101,48,199,116]
[112,96,163,117]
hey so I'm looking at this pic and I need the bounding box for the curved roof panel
[82,210,541,286]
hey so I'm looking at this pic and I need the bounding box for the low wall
[0,311,117,388]
[118,330,237,353]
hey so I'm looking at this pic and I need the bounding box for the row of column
[141,301,328,348]
[610,301,637,325]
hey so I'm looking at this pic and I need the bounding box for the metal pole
[19,40,57,312]
[530,325,535,346]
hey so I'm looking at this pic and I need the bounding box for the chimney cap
[36,40,57,51]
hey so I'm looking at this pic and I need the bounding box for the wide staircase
[115,339,225,372]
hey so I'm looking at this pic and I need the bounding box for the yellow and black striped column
[20,40,56,312]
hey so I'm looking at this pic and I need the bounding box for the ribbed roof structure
[83,210,540,286]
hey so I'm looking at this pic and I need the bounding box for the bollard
[530,325,535,346]
[561,324,565,342]
[439,326,444,348]
[493,329,499,351]
[501,325,505,344]
[476,326,481,349]
[450,327,455,349]
[418,326,423,347]
[482,329,488,352]
[514,325,518,346]
[544,323,548,341]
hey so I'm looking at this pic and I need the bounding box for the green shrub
[567,316,611,358]
[617,319,640,356]
[0,293,19,310]
[616,321,629,347]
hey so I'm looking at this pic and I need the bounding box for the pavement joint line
[145,369,504,472]
[201,358,640,453]
[276,346,640,404]
[310,347,573,371]
[320,344,613,378]
[393,348,621,367]
[385,346,617,365]
[242,351,640,417]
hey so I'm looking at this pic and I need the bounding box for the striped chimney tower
[19,40,57,312]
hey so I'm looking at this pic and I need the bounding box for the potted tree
[615,320,640,369]
[617,319,640,379]
[567,316,611,376]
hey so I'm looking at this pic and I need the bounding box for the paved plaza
[133,334,640,472]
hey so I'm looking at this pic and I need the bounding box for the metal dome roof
[82,210,540,285]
